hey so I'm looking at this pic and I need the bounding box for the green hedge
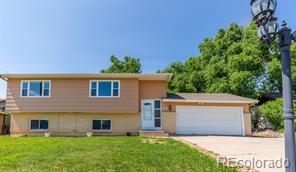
[259,99,296,132]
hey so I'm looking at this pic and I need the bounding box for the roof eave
[1,73,173,81]
[162,99,258,104]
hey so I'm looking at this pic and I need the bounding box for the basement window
[30,119,48,130]
[92,120,112,131]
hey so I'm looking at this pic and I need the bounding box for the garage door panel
[178,114,240,121]
[177,121,241,127]
[176,106,244,136]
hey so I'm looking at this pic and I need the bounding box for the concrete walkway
[173,136,285,172]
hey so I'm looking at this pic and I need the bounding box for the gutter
[0,75,7,81]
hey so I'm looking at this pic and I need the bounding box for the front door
[142,100,155,130]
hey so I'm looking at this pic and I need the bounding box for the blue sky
[0,0,295,98]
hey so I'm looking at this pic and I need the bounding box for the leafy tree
[159,22,296,98]
[160,22,267,98]
[101,55,141,73]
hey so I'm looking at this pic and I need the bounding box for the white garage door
[176,106,244,136]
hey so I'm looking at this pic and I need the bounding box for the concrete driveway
[173,136,285,172]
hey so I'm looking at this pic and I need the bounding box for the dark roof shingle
[165,93,257,103]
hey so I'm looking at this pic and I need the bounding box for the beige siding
[139,80,167,99]
[244,113,252,135]
[162,112,176,134]
[138,80,167,111]
[10,113,140,136]
[6,78,139,113]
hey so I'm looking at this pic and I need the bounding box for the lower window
[30,119,48,130]
[92,120,111,131]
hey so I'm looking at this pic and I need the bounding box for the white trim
[91,119,112,131]
[20,80,51,98]
[162,99,257,104]
[241,107,245,136]
[28,119,49,131]
[89,80,120,98]
[154,100,162,129]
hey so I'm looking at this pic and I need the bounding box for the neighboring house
[0,99,5,112]
[258,92,296,105]
[0,99,6,134]
[1,73,257,136]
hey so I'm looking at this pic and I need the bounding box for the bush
[259,99,296,132]
[0,112,10,116]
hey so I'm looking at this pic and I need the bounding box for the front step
[139,130,169,137]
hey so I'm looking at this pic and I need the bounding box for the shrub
[259,99,296,131]
[0,112,10,116]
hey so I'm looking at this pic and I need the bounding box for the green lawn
[0,136,236,172]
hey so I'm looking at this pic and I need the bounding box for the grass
[0,136,237,172]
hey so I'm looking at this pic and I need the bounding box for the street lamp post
[279,22,296,172]
[250,0,296,171]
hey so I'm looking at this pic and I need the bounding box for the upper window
[30,119,48,130]
[90,80,120,97]
[21,80,51,97]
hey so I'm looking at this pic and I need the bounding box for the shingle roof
[164,93,257,104]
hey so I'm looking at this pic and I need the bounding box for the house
[258,92,296,105]
[0,99,6,134]
[1,73,257,136]
[0,99,5,112]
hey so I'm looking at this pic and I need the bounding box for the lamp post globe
[265,17,279,40]
[258,17,278,42]
[258,25,267,40]
[250,0,277,26]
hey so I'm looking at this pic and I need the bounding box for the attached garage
[162,93,258,136]
[176,106,244,136]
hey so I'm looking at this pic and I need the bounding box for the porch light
[251,0,277,26]
[168,105,172,111]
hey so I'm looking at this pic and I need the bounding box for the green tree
[263,43,296,92]
[101,55,141,73]
[160,22,296,98]
[160,22,268,98]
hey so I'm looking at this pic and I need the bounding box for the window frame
[154,100,162,129]
[91,119,112,131]
[20,80,51,98]
[89,80,120,98]
[29,119,49,131]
